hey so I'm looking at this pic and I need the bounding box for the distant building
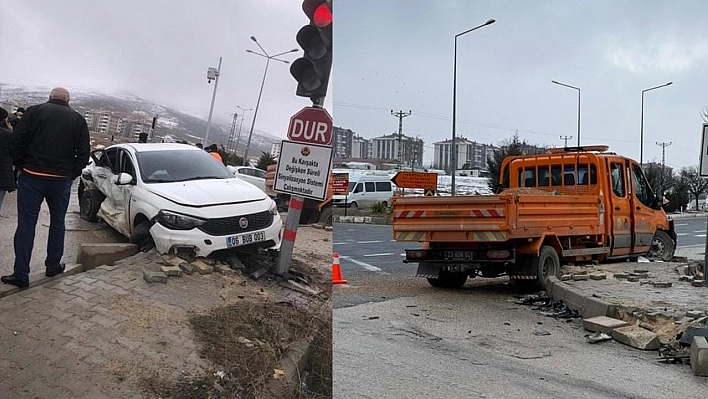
[271,142,281,159]
[333,126,355,158]
[371,133,424,167]
[434,137,498,173]
[85,110,151,141]
[351,134,372,159]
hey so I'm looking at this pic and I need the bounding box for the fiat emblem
[239,217,249,229]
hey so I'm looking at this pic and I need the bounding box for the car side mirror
[115,173,134,185]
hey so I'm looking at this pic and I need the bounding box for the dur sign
[274,140,333,201]
[287,106,333,145]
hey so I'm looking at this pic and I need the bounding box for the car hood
[145,178,267,206]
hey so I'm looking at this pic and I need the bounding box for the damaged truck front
[394,145,675,290]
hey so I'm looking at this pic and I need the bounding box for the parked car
[78,143,282,257]
[227,165,267,192]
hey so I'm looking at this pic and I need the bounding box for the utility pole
[391,110,412,168]
[656,141,672,199]
[227,112,238,152]
[560,135,572,147]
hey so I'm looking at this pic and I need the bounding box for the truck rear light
[407,250,427,260]
[486,250,510,259]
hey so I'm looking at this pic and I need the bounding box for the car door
[606,157,631,256]
[629,162,655,254]
[112,149,137,236]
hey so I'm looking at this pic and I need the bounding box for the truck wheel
[426,271,467,289]
[647,230,675,262]
[79,189,105,222]
[537,245,560,291]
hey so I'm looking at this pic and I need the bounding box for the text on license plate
[226,231,266,247]
[444,250,475,260]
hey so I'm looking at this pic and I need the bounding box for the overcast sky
[0,0,330,138]
[334,0,708,170]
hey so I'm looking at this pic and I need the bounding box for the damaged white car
[78,143,282,257]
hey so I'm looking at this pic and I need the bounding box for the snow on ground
[395,175,492,196]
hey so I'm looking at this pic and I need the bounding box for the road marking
[363,253,394,257]
[677,233,688,236]
[357,240,383,244]
[400,253,406,256]
[674,223,688,226]
[697,234,707,238]
[332,242,347,245]
[339,256,382,272]
[694,230,705,233]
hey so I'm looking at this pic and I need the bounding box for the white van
[332,170,394,208]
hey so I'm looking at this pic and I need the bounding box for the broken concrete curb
[545,277,615,319]
[611,325,661,350]
[77,243,138,270]
[259,338,314,398]
[583,316,630,335]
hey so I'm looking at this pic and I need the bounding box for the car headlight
[156,210,206,230]
[268,200,278,216]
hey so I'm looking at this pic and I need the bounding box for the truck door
[629,162,655,253]
[606,157,631,256]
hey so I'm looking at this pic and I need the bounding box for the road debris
[586,332,612,343]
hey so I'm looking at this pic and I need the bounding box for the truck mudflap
[415,261,440,279]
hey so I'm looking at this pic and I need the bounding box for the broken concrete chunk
[143,271,168,283]
[611,325,661,350]
[216,264,236,275]
[572,274,589,281]
[680,275,695,282]
[687,310,704,319]
[627,277,640,282]
[589,273,607,280]
[560,274,572,281]
[161,265,182,277]
[325,226,333,231]
[250,266,269,280]
[614,273,628,280]
[691,336,708,376]
[179,262,196,275]
[193,261,214,275]
[692,280,706,287]
[676,265,689,276]
[651,281,672,288]
[582,316,631,335]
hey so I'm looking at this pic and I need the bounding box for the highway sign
[274,140,333,201]
[391,171,438,190]
[287,106,333,145]
[332,172,349,195]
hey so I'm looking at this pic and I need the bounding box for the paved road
[674,216,708,247]
[333,222,708,398]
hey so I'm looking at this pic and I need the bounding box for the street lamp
[234,105,253,155]
[640,82,672,165]
[551,80,580,148]
[243,36,298,166]
[204,56,222,146]
[451,18,495,196]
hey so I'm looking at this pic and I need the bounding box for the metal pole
[451,19,495,196]
[705,216,708,286]
[204,56,222,146]
[243,58,270,166]
[234,107,251,155]
[577,89,581,147]
[640,91,644,165]
[560,135,572,147]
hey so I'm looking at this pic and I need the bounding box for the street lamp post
[204,56,222,146]
[234,105,253,155]
[243,36,298,166]
[451,18,495,196]
[640,82,673,165]
[551,80,580,147]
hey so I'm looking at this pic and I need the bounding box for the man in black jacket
[0,107,15,211]
[2,87,90,288]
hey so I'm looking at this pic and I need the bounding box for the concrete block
[614,273,628,280]
[676,265,689,276]
[627,277,640,282]
[679,275,695,282]
[193,260,214,275]
[611,325,660,350]
[687,310,704,319]
[582,316,630,334]
[143,271,168,283]
[560,274,572,281]
[545,276,559,296]
[589,273,607,280]
[562,287,586,312]
[693,280,706,287]
[582,297,613,318]
[215,264,236,275]
[179,262,196,275]
[77,243,139,270]
[572,274,589,281]
[690,336,708,376]
[325,226,333,231]
[651,281,672,288]
[551,281,570,302]
[161,265,182,277]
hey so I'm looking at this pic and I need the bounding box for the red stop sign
[287,106,333,145]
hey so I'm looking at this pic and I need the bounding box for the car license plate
[226,231,266,248]
[444,250,475,261]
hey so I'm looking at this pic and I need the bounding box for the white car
[227,165,267,192]
[79,143,282,257]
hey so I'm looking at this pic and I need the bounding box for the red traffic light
[313,3,332,28]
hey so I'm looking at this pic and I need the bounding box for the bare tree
[643,162,674,195]
[681,166,708,210]
[486,133,545,189]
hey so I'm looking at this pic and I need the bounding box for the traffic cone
[332,253,348,285]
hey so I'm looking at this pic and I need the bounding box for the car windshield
[136,150,233,183]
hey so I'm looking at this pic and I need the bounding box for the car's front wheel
[130,220,154,250]
[79,189,105,222]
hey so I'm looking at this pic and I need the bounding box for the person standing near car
[2,87,90,288]
[0,107,16,212]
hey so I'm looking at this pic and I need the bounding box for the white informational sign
[274,140,333,201]
[701,124,708,177]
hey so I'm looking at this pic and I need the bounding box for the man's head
[15,107,24,118]
[195,143,203,149]
[207,144,219,152]
[49,87,70,103]
[0,107,8,123]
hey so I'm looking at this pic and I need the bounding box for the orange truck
[265,163,333,225]
[393,146,676,289]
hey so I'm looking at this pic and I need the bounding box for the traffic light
[291,0,332,101]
